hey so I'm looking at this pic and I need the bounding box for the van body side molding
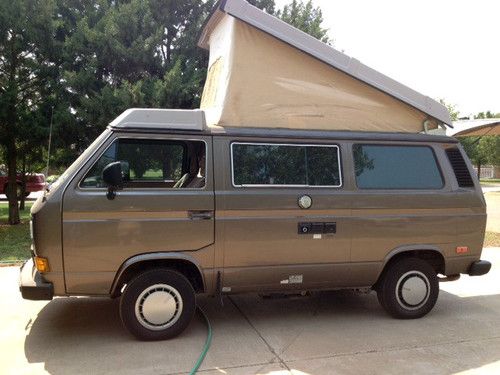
[110,252,206,296]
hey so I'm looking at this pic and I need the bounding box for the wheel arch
[374,245,445,288]
[110,252,205,298]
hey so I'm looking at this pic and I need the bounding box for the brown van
[20,108,490,340]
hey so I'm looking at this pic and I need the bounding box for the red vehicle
[0,168,46,199]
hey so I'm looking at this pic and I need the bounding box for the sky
[275,0,500,117]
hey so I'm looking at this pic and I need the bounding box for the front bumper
[468,260,492,276]
[19,258,53,300]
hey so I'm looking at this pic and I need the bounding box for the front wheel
[119,269,196,340]
[377,258,439,319]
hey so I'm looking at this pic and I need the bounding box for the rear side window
[232,143,341,187]
[353,145,443,189]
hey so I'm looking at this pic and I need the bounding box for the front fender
[110,252,205,296]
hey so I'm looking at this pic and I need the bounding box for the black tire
[5,183,23,200]
[377,258,439,319]
[119,269,196,341]
[376,286,388,311]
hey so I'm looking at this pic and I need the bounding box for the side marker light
[34,256,50,273]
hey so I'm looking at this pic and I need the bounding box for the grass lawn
[481,179,500,185]
[0,203,32,262]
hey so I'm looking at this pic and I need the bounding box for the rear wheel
[119,269,196,340]
[377,258,439,319]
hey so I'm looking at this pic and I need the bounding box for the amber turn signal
[34,256,50,273]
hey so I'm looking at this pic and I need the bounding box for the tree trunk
[166,40,171,65]
[165,26,175,65]
[19,154,27,211]
[477,163,482,179]
[6,139,20,225]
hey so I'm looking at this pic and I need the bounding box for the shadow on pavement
[23,290,500,375]
[23,296,219,375]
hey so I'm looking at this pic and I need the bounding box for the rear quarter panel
[349,141,486,281]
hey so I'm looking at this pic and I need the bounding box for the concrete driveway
[0,249,499,375]
[0,191,43,202]
[485,192,500,233]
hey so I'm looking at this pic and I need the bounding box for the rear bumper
[468,260,491,276]
[19,258,53,300]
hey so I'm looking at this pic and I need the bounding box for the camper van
[19,0,490,341]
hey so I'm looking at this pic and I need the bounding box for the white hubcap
[396,271,430,310]
[135,284,183,330]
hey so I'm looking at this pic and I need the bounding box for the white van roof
[110,108,205,131]
[198,0,452,132]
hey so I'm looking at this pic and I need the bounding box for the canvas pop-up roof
[198,0,452,133]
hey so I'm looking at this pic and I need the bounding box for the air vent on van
[445,148,475,187]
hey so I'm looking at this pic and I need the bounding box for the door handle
[188,210,214,220]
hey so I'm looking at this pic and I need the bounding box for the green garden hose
[189,306,212,375]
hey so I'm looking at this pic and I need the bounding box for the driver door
[62,133,214,295]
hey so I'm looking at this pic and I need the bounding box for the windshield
[48,129,112,194]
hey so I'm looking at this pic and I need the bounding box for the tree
[276,0,331,44]
[16,101,53,210]
[439,99,460,121]
[249,0,331,43]
[459,137,485,177]
[59,0,214,147]
[478,136,500,167]
[475,111,500,119]
[459,136,500,178]
[0,0,59,224]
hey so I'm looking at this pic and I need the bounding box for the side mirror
[102,162,123,200]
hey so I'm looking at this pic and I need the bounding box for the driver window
[80,138,206,189]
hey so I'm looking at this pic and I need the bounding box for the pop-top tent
[198,0,452,133]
